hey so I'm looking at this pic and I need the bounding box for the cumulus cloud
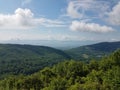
[67,0,110,19]
[0,8,34,29]
[0,8,65,30]
[70,21,114,33]
[108,1,120,26]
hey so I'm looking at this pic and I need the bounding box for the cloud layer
[67,0,120,27]
[66,0,120,33]
[0,8,65,30]
[108,1,120,26]
[70,21,114,33]
[67,0,110,19]
[0,8,32,29]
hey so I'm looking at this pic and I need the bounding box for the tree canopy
[0,49,120,90]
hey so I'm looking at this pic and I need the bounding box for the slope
[0,49,120,90]
[66,41,120,61]
[0,44,71,78]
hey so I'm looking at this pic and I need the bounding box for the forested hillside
[0,44,71,78]
[0,49,120,90]
[66,41,120,61]
[0,41,120,79]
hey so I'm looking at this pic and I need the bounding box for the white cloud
[0,8,65,30]
[67,0,110,19]
[67,1,83,18]
[70,21,114,33]
[108,1,120,26]
[34,18,66,27]
[0,8,34,29]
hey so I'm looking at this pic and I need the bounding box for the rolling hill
[0,44,71,78]
[0,41,120,78]
[66,41,120,61]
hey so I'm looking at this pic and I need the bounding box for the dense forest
[0,49,120,90]
[0,42,120,79]
[0,44,70,79]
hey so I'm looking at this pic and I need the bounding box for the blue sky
[0,0,120,42]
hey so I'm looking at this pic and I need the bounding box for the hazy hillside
[66,41,120,61]
[0,40,97,50]
[0,44,70,78]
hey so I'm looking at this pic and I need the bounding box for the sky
[0,0,120,42]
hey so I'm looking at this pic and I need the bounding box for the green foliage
[0,44,71,79]
[0,42,120,79]
[0,47,120,90]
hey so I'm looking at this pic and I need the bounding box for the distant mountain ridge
[66,41,120,61]
[0,40,97,50]
[86,41,120,52]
